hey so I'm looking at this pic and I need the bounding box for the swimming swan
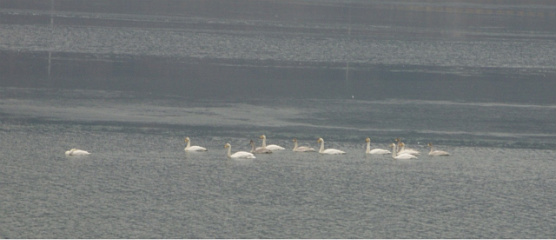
[317,138,346,155]
[259,135,285,150]
[427,143,450,156]
[365,138,391,155]
[225,143,256,159]
[389,143,417,160]
[65,148,91,156]
[250,140,272,154]
[397,142,420,155]
[292,138,316,152]
[184,137,207,152]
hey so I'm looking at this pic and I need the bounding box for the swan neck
[262,138,267,147]
[319,140,325,153]
[186,141,191,148]
[366,141,370,153]
[293,141,298,150]
[227,146,232,157]
[391,144,397,158]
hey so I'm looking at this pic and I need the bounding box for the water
[1,88,555,238]
[2,0,556,238]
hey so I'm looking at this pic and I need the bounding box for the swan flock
[66,135,451,159]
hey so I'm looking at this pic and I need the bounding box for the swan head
[427,143,433,147]
[365,138,370,143]
[250,140,255,146]
[317,138,323,143]
[292,138,297,142]
[65,150,72,155]
[224,143,231,149]
[389,143,396,148]
[185,137,190,142]
[395,138,401,143]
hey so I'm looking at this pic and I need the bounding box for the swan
[397,142,420,155]
[427,143,450,156]
[317,138,346,155]
[225,143,256,159]
[365,138,391,155]
[184,137,207,152]
[250,140,272,154]
[389,143,417,160]
[292,138,316,152]
[259,135,285,151]
[65,148,91,156]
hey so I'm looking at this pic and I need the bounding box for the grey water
[1,88,556,238]
[2,0,556,238]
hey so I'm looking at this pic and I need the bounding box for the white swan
[65,148,91,156]
[184,137,207,152]
[317,138,346,155]
[428,143,450,156]
[225,143,256,159]
[397,142,420,155]
[365,138,391,155]
[292,138,316,152]
[389,143,417,160]
[250,140,272,154]
[259,135,285,151]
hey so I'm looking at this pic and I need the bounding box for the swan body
[225,143,256,159]
[292,138,316,152]
[365,138,391,155]
[397,142,420,155]
[250,140,272,154]
[389,143,417,160]
[317,138,346,155]
[428,143,450,156]
[259,135,285,151]
[65,148,91,156]
[184,137,207,152]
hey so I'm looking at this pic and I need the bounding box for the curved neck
[227,146,232,157]
[429,146,434,154]
[319,140,325,153]
[262,137,267,147]
[251,143,256,152]
[391,144,397,158]
[366,141,370,153]
[186,141,191,148]
[399,144,405,153]
[293,141,298,150]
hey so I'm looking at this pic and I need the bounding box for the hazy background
[1,0,555,103]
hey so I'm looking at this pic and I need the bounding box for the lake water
[1,88,555,238]
[2,0,556,238]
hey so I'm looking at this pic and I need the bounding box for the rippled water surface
[1,88,555,238]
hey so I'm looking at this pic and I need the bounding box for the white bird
[65,148,91,156]
[292,138,316,152]
[259,135,285,151]
[184,137,207,152]
[250,140,272,154]
[397,142,420,155]
[365,138,391,155]
[225,143,256,159]
[427,143,450,156]
[317,138,346,155]
[389,143,418,160]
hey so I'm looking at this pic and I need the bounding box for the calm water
[1,88,555,238]
[2,0,556,238]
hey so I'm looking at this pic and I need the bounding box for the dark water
[1,0,556,238]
